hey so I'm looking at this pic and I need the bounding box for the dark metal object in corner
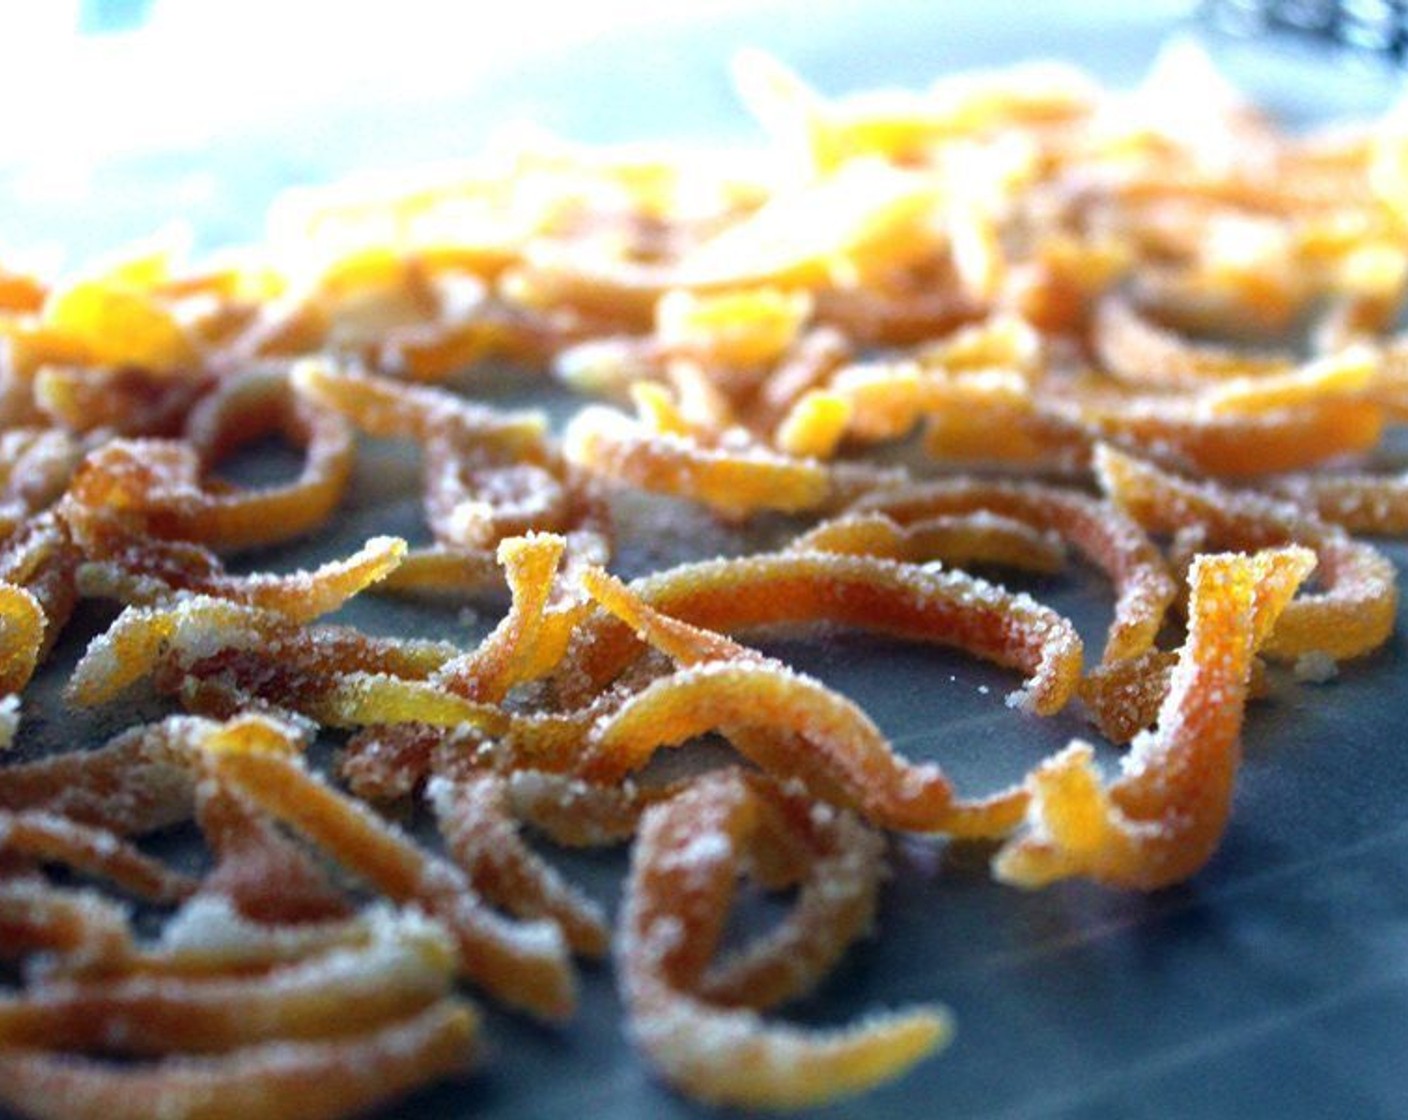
[1203,0,1408,64]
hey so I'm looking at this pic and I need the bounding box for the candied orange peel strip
[1096,444,1397,660]
[504,769,652,848]
[291,357,545,449]
[0,811,194,904]
[74,531,406,622]
[851,477,1176,666]
[1093,295,1294,389]
[619,769,951,1110]
[581,659,1024,835]
[0,716,213,836]
[0,879,134,966]
[0,999,478,1120]
[0,514,81,660]
[994,546,1315,890]
[41,276,198,375]
[31,363,208,438]
[0,908,457,1054]
[1264,468,1408,535]
[695,774,887,1012]
[563,404,835,519]
[790,510,1067,573]
[66,594,458,712]
[572,566,1026,836]
[63,415,353,554]
[820,360,1030,445]
[428,772,609,958]
[200,720,577,1021]
[0,580,43,695]
[136,367,356,550]
[557,551,1083,716]
[194,777,354,926]
[1061,391,1385,479]
[294,359,609,564]
[1195,345,1377,416]
[433,532,586,702]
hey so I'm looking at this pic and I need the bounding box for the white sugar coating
[563,403,631,463]
[169,607,265,664]
[162,894,279,953]
[423,773,457,816]
[1004,688,1034,713]
[481,905,568,959]
[161,894,452,963]
[505,769,641,846]
[1293,651,1338,683]
[663,830,734,871]
[0,693,19,749]
[120,909,456,1009]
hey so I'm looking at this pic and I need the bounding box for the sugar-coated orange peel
[62,419,352,555]
[0,999,478,1120]
[580,650,1024,837]
[1060,393,1385,478]
[0,429,84,523]
[994,547,1314,889]
[293,359,610,567]
[432,532,587,702]
[694,774,887,1013]
[619,769,951,1110]
[0,908,457,1054]
[0,810,194,904]
[0,513,80,659]
[66,594,458,713]
[1093,295,1294,389]
[73,530,406,623]
[560,565,1028,837]
[338,722,459,802]
[1264,468,1408,535]
[427,772,609,957]
[790,510,1067,573]
[504,769,652,848]
[851,477,1176,666]
[374,543,506,597]
[291,357,544,449]
[40,276,199,375]
[59,369,358,552]
[200,717,577,1021]
[556,550,1083,716]
[32,364,208,440]
[1096,444,1397,660]
[564,403,836,519]
[0,879,133,966]
[194,777,354,926]
[0,581,43,695]
[0,717,233,836]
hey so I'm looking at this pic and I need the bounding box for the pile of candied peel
[1,43,1406,1116]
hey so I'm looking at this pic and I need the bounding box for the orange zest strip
[201,724,576,1021]
[558,551,1083,716]
[1096,444,1397,660]
[0,999,478,1120]
[619,769,951,1110]
[994,547,1314,889]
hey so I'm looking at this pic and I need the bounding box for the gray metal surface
[5,3,1408,1118]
